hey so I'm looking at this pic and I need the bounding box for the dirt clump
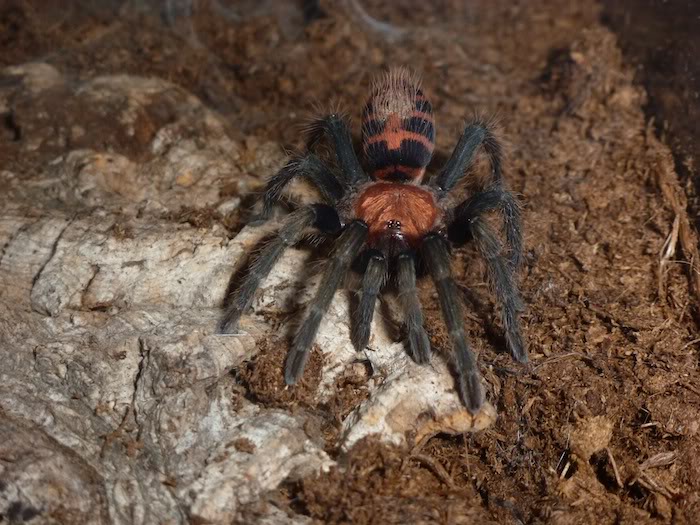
[239,337,324,409]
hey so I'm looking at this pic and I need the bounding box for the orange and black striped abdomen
[362,70,435,183]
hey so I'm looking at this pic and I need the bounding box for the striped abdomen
[362,69,435,183]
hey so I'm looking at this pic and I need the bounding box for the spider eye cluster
[387,219,401,229]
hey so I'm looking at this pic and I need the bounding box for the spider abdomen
[362,69,435,184]
[355,182,440,252]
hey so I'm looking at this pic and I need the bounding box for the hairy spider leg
[219,204,342,334]
[422,234,485,414]
[501,190,523,268]
[351,249,388,351]
[447,188,504,245]
[396,252,432,363]
[470,218,527,363]
[257,154,345,221]
[431,119,502,193]
[285,220,369,383]
[305,114,369,186]
[431,119,523,268]
[446,188,528,362]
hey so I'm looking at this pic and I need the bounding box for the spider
[220,68,527,413]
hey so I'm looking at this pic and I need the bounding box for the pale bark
[0,63,490,524]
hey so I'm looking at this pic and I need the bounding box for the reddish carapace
[355,69,440,251]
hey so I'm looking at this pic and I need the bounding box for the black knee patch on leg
[311,204,342,235]
[447,219,473,246]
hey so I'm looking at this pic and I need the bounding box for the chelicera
[220,68,527,413]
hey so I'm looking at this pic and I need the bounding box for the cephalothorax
[220,68,527,413]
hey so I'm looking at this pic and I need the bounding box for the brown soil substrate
[602,0,700,235]
[2,0,699,523]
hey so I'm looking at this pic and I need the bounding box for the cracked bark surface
[0,61,486,524]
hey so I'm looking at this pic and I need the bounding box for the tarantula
[220,68,527,413]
